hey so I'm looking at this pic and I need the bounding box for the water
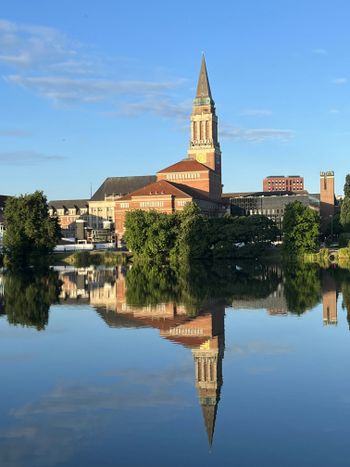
[0,262,350,467]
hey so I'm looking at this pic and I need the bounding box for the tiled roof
[118,179,224,204]
[48,199,89,209]
[117,180,193,201]
[157,159,210,174]
[91,176,156,201]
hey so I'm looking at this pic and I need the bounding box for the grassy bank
[305,245,350,268]
[53,250,130,267]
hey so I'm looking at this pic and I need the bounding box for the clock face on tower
[196,153,206,163]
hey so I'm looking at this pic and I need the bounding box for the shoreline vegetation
[1,178,350,271]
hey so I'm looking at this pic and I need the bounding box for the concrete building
[115,54,225,244]
[263,175,304,192]
[223,191,310,229]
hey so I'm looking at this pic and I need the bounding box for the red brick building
[115,55,225,243]
[320,171,335,225]
[263,175,304,192]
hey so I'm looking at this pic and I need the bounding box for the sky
[0,0,350,199]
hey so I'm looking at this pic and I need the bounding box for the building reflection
[321,270,338,325]
[50,263,345,445]
[112,268,225,446]
[56,265,224,446]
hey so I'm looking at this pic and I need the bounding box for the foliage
[3,191,61,267]
[340,196,350,232]
[125,258,282,316]
[70,250,128,267]
[208,215,278,259]
[339,233,350,247]
[3,269,61,330]
[171,203,210,263]
[344,174,350,198]
[282,201,320,256]
[124,210,178,263]
[124,202,278,264]
[283,261,321,314]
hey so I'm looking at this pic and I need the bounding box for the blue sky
[0,0,350,199]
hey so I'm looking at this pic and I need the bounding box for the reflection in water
[1,270,61,330]
[1,261,350,449]
[321,270,338,325]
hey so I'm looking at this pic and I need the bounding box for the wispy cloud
[0,365,193,467]
[226,341,294,357]
[332,77,347,85]
[312,48,327,55]
[0,151,65,165]
[0,18,185,107]
[220,125,294,142]
[0,128,31,137]
[105,97,191,120]
[329,108,340,114]
[240,109,272,117]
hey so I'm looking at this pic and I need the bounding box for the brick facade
[114,55,225,244]
[263,175,304,192]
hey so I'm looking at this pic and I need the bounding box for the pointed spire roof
[195,54,213,101]
[201,401,218,447]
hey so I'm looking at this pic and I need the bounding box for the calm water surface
[0,262,350,467]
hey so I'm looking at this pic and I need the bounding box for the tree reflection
[3,270,61,330]
[283,262,321,314]
[125,260,282,314]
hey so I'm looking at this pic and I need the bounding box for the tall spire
[195,54,213,101]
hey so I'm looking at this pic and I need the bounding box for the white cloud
[220,125,294,142]
[0,18,185,107]
[106,97,191,120]
[332,77,347,85]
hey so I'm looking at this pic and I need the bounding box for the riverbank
[53,250,130,267]
[305,246,350,268]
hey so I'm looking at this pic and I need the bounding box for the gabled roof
[48,199,89,209]
[117,179,193,201]
[158,159,211,174]
[91,175,156,201]
[171,182,218,202]
[117,179,221,203]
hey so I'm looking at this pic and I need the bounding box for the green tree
[3,270,61,330]
[282,201,320,256]
[124,209,178,263]
[3,191,61,267]
[344,174,350,198]
[283,262,321,314]
[340,194,350,232]
[171,203,210,262]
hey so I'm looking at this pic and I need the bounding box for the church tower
[188,55,222,197]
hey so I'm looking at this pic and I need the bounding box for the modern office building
[223,191,310,228]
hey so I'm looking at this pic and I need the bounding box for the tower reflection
[321,270,338,325]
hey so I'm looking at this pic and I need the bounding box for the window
[140,201,164,208]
